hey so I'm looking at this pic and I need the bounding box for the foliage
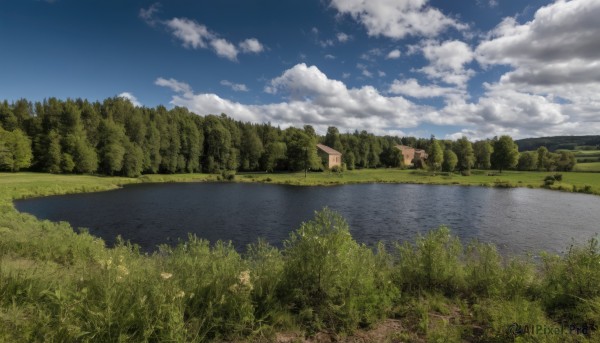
[0,174,600,341]
[491,135,519,172]
[427,139,444,172]
[442,149,458,172]
[0,128,32,171]
[281,208,396,333]
[452,137,474,171]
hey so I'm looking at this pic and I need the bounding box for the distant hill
[515,136,600,151]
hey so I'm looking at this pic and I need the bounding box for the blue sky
[1,0,599,139]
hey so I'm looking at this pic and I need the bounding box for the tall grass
[1,173,599,341]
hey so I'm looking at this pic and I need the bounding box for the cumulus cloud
[155,77,193,95]
[239,38,264,53]
[447,0,600,138]
[329,0,467,39]
[140,4,264,61]
[336,32,351,42]
[386,49,401,59]
[165,18,213,49]
[415,40,475,87]
[210,38,239,61]
[220,80,249,92]
[156,64,429,134]
[118,92,142,107]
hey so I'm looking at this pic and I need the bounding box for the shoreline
[2,169,600,204]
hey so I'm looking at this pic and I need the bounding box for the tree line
[0,97,576,176]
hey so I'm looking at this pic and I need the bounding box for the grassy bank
[231,169,600,194]
[1,172,600,342]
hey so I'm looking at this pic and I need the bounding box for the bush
[280,208,397,334]
[553,173,563,181]
[221,170,236,181]
[395,227,465,295]
[460,170,471,176]
[541,236,600,325]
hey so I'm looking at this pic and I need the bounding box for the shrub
[540,236,600,325]
[221,170,236,181]
[553,173,563,181]
[464,242,503,298]
[395,227,465,295]
[280,208,396,334]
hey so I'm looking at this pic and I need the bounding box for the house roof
[316,143,342,155]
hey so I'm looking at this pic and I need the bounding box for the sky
[1,0,599,140]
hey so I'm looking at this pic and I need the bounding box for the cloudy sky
[1,0,599,139]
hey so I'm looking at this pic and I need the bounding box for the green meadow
[1,171,599,342]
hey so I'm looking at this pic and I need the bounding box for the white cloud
[319,39,334,48]
[157,64,428,134]
[143,8,264,61]
[118,92,142,107]
[386,49,401,59]
[360,48,383,61]
[165,18,213,49]
[330,0,468,39]
[210,38,239,61]
[378,70,386,77]
[139,3,161,26]
[356,63,373,78]
[416,40,475,87]
[342,72,351,78]
[220,80,249,92]
[336,32,351,42]
[324,54,336,59]
[476,0,600,86]
[447,0,600,139]
[155,77,193,95]
[239,38,264,53]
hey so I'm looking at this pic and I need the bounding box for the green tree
[473,140,494,169]
[442,149,458,172]
[122,141,144,177]
[240,125,264,171]
[453,137,474,171]
[537,146,550,171]
[380,145,404,168]
[491,135,519,172]
[284,127,320,172]
[427,139,444,172]
[324,126,344,153]
[517,151,538,171]
[261,142,286,172]
[0,128,33,171]
[97,119,126,175]
[555,151,577,171]
[45,130,62,173]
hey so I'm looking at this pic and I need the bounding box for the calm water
[14,183,600,255]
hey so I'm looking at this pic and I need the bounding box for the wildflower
[238,270,253,290]
[175,290,185,299]
[117,264,129,276]
[160,272,173,280]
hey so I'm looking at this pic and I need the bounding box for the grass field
[575,162,600,172]
[1,171,600,342]
[233,169,600,194]
[558,149,600,168]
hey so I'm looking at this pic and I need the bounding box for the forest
[0,97,577,176]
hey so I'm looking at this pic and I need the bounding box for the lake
[14,183,600,255]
